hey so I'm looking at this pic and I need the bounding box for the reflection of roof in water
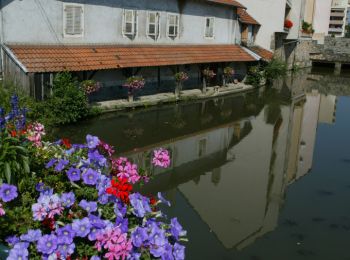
[139,121,253,194]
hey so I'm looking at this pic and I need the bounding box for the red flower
[106,178,133,203]
[284,19,293,29]
[61,138,72,149]
[42,217,55,230]
[10,130,17,137]
[150,197,157,206]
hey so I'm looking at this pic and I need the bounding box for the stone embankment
[95,83,255,112]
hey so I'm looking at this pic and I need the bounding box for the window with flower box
[63,4,84,37]
[205,17,215,38]
[123,9,137,37]
[167,13,179,38]
[147,12,160,39]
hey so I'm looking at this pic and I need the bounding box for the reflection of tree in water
[123,127,144,140]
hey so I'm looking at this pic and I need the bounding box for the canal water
[57,69,350,260]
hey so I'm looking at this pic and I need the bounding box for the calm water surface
[58,69,350,260]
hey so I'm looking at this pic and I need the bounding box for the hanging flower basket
[123,76,145,102]
[81,80,101,95]
[174,72,189,83]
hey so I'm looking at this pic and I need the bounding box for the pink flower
[112,157,141,184]
[0,203,5,216]
[152,148,171,168]
[95,227,132,260]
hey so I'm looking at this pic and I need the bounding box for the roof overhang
[5,44,258,73]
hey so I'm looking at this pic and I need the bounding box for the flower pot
[128,94,134,102]
[233,79,239,84]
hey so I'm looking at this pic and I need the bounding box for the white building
[0,0,263,101]
[328,0,349,37]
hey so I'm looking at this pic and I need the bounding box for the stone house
[0,0,271,101]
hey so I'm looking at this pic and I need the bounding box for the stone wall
[323,37,350,55]
[275,38,318,69]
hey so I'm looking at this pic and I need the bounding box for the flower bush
[0,96,187,259]
[223,67,234,77]
[174,72,189,83]
[202,68,216,79]
[123,76,145,95]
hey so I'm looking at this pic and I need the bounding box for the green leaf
[4,162,11,183]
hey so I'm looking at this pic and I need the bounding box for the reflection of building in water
[133,85,339,251]
[318,94,337,124]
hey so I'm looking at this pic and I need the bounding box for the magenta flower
[152,148,171,168]
[0,202,5,216]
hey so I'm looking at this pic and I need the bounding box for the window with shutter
[64,4,84,37]
[147,12,160,39]
[167,13,179,38]
[205,17,214,38]
[123,9,137,37]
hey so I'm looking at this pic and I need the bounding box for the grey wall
[1,0,240,45]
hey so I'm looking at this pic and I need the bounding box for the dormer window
[63,4,84,37]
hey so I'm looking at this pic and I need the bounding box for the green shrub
[264,59,287,82]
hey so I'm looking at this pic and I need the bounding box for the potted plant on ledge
[301,20,314,36]
[174,71,189,98]
[223,67,235,87]
[202,68,216,94]
[284,19,293,31]
[123,76,145,102]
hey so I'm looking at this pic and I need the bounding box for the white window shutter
[65,6,74,34]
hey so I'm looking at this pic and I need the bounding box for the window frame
[122,9,138,37]
[204,17,215,39]
[63,3,84,38]
[167,13,180,38]
[147,11,160,39]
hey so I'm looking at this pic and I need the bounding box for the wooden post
[334,62,341,75]
[157,67,161,90]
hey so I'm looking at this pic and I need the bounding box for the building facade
[0,0,265,101]
[328,0,349,37]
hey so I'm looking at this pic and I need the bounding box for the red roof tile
[207,0,245,8]
[237,8,260,25]
[249,46,274,61]
[6,44,257,73]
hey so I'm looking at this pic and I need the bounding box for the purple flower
[114,201,127,219]
[79,200,97,213]
[82,169,99,185]
[37,234,58,255]
[0,184,18,202]
[86,134,100,149]
[57,242,75,257]
[32,202,47,221]
[129,193,152,218]
[45,158,57,169]
[88,226,102,241]
[66,167,81,182]
[6,235,20,246]
[54,159,69,172]
[20,229,42,242]
[91,256,101,260]
[158,192,171,207]
[61,192,75,208]
[7,246,29,260]
[170,218,187,240]
[131,227,148,247]
[116,217,128,233]
[56,224,75,244]
[88,150,107,167]
[89,214,106,229]
[72,217,91,237]
[173,243,185,260]
[149,227,167,247]
[35,182,45,192]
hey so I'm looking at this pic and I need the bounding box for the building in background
[328,0,349,37]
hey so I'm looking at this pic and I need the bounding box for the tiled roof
[237,8,260,25]
[5,44,257,73]
[207,0,245,8]
[249,46,274,61]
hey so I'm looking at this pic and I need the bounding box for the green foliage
[302,20,314,34]
[31,72,96,127]
[245,65,265,86]
[264,59,287,82]
[0,135,30,184]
